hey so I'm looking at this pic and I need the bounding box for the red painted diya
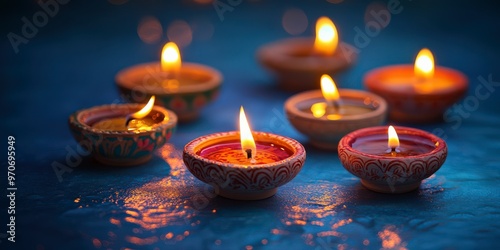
[338,126,447,193]
[183,107,306,200]
[364,48,468,123]
[257,17,357,92]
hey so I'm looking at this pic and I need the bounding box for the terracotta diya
[183,107,306,200]
[69,96,177,166]
[364,48,468,123]
[285,75,387,150]
[338,125,447,193]
[116,42,222,122]
[257,16,357,91]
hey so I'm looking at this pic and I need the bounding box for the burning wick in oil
[387,125,400,156]
[125,96,156,126]
[245,149,252,159]
[239,106,257,163]
[320,74,341,114]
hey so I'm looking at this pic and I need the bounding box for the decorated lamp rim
[285,89,388,121]
[184,131,306,169]
[257,37,357,71]
[364,64,469,96]
[115,61,222,95]
[338,125,447,160]
[69,103,177,136]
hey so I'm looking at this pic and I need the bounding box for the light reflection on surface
[378,225,407,250]
[283,184,341,220]
[279,184,358,248]
[122,144,194,220]
[125,235,159,246]
[316,219,353,237]
[92,238,102,248]
[64,144,445,249]
[104,144,199,247]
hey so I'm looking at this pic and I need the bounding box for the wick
[332,101,340,112]
[326,100,342,115]
[125,115,133,126]
[245,149,252,159]
[390,147,397,157]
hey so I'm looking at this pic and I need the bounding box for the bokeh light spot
[92,238,102,248]
[137,16,163,44]
[167,20,193,48]
[282,8,308,35]
[378,225,407,250]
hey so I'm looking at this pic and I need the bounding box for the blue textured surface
[2,1,500,249]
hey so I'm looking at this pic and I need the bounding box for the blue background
[1,0,500,249]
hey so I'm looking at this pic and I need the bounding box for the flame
[161,42,181,73]
[311,75,341,118]
[388,125,400,149]
[314,17,338,56]
[130,96,155,119]
[239,106,256,160]
[320,74,340,102]
[414,48,434,80]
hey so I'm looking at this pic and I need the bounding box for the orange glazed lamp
[364,48,468,123]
